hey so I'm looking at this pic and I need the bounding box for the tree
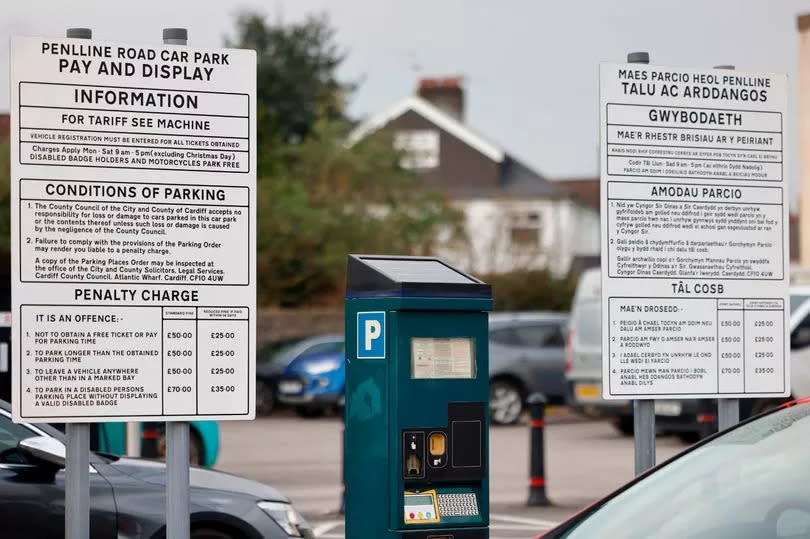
[227,13,349,177]
[229,12,464,307]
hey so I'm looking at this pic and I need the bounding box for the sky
[2,0,809,183]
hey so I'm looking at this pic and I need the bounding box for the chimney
[418,77,464,122]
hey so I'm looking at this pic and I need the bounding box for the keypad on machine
[437,493,478,516]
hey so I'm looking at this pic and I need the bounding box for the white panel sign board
[10,37,256,422]
[600,64,789,400]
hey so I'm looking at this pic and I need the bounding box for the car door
[0,411,117,539]
[510,322,567,402]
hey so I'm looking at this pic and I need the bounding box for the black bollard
[527,393,551,506]
[141,422,161,459]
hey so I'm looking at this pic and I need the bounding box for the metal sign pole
[162,29,192,539]
[626,50,656,476]
[64,26,93,539]
[713,65,741,433]
[65,423,90,539]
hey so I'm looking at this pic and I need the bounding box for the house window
[394,129,440,170]
[509,212,542,247]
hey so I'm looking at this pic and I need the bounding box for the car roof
[790,286,810,295]
[294,333,344,345]
[489,311,567,324]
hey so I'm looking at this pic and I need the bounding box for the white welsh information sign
[600,63,789,400]
[10,37,256,422]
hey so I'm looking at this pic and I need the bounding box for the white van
[565,268,633,433]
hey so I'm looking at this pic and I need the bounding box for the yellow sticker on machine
[403,490,440,524]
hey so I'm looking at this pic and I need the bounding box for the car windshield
[556,403,810,539]
[790,294,810,314]
[258,339,301,364]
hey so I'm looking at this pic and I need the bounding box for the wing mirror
[19,436,66,468]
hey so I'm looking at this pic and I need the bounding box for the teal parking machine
[345,255,492,539]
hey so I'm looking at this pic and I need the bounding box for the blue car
[276,335,345,418]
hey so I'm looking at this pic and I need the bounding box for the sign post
[162,27,192,539]
[624,52,657,476]
[163,28,191,539]
[714,63,742,432]
[62,27,93,539]
[600,54,789,475]
[10,27,257,537]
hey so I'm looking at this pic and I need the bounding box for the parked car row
[256,314,570,426]
[258,267,810,432]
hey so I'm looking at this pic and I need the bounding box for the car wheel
[256,381,276,416]
[613,414,634,436]
[158,429,204,466]
[295,406,325,419]
[191,528,236,539]
[490,380,524,425]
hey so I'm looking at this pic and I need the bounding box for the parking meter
[345,255,492,539]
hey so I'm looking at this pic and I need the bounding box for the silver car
[489,312,568,425]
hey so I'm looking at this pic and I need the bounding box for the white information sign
[600,63,789,399]
[10,37,256,422]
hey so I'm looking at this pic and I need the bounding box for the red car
[535,396,810,539]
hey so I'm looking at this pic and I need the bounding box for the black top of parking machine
[346,254,491,298]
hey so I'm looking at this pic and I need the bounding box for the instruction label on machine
[411,338,475,379]
[599,63,789,399]
[10,37,256,422]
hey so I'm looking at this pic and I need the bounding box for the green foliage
[256,118,463,307]
[226,12,349,177]
[488,269,576,312]
[229,12,464,307]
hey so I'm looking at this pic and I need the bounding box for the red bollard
[527,393,551,506]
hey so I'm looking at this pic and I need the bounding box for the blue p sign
[357,311,386,359]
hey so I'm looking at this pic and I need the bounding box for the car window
[791,314,810,350]
[790,294,810,314]
[554,403,810,539]
[490,327,519,346]
[0,414,39,464]
[544,325,565,347]
[258,339,301,363]
[490,324,564,348]
[512,324,563,348]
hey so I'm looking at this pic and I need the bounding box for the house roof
[347,95,505,163]
[554,178,600,210]
[348,95,590,203]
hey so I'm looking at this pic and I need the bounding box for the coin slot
[429,432,446,456]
